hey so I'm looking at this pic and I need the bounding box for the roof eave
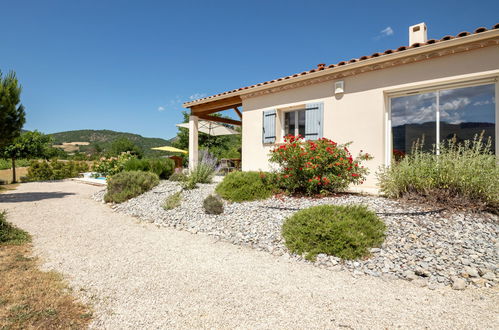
[183,29,499,108]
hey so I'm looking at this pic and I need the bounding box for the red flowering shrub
[269,135,373,195]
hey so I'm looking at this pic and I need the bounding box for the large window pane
[439,84,495,151]
[284,111,295,136]
[391,92,437,155]
[298,110,306,137]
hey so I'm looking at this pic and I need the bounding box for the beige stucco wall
[241,46,499,192]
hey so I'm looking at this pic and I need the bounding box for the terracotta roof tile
[185,23,499,106]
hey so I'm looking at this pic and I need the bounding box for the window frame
[283,109,306,138]
[385,78,498,165]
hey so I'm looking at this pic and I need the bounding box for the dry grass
[0,217,92,329]
[0,168,28,184]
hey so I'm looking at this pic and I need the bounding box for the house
[183,23,499,193]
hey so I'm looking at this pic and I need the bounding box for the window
[391,83,496,157]
[262,103,323,144]
[284,109,306,137]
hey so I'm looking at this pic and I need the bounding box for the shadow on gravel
[376,208,447,216]
[262,205,447,216]
[0,192,75,203]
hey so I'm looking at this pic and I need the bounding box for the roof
[183,23,499,107]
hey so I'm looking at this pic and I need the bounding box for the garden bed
[93,181,498,290]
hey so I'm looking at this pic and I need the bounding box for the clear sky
[2,0,498,140]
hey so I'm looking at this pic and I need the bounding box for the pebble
[452,278,467,290]
[93,180,499,290]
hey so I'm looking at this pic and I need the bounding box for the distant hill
[49,129,174,156]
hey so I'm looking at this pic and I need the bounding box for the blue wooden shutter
[262,109,276,143]
[305,102,324,140]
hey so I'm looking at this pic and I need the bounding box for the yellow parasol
[151,146,188,154]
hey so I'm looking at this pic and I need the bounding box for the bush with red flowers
[269,135,372,195]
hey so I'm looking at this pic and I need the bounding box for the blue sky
[2,0,498,140]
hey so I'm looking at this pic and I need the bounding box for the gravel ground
[102,180,499,290]
[2,181,498,329]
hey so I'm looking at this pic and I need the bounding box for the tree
[1,131,52,182]
[108,138,143,158]
[172,111,241,159]
[0,71,26,148]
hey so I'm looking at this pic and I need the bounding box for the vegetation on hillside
[50,129,174,157]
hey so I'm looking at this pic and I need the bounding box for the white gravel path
[1,181,498,329]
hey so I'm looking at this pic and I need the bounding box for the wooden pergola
[185,95,242,169]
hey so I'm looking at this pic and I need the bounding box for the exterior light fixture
[335,80,344,94]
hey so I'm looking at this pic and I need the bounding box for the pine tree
[0,71,26,148]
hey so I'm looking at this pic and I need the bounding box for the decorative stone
[452,279,467,290]
[94,180,499,289]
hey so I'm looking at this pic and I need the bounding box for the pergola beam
[198,114,242,126]
[190,96,242,115]
[233,107,242,119]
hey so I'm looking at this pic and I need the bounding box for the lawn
[0,211,92,329]
[0,167,28,184]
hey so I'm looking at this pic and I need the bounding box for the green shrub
[26,160,89,181]
[124,158,150,172]
[123,158,174,179]
[215,171,274,202]
[163,191,182,210]
[148,158,174,179]
[0,211,31,245]
[93,153,134,176]
[104,171,159,203]
[378,134,499,212]
[269,135,373,195]
[203,194,224,215]
[282,205,386,261]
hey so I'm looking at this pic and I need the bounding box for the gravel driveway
[1,181,498,329]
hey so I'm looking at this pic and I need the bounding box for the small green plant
[215,171,274,202]
[169,171,187,182]
[104,171,159,203]
[182,151,218,189]
[378,134,499,212]
[282,205,385,261]
[203,194,224,215]
[0,211,31,245]
[162,191,182,210]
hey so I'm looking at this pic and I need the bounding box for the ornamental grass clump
[162,191,182,210]
[378,134,499,212]
[215,171,274,202]
[269,135,372,195]
[182,150,218,189]
[104,171,159,203]
[282,205,386,261]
